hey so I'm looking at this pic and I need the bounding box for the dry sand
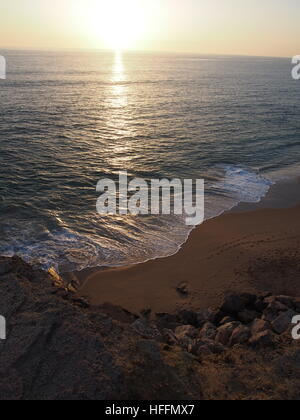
[71,177,300,315]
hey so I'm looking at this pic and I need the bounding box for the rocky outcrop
[0,257,201,400]
[153,292,300,354]
[0,257,300,400]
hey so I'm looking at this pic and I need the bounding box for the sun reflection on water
[105,51,136,169]
[110,51,127,108]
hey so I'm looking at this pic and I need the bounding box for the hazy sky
[1,0,299,57]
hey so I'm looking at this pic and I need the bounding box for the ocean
[0,50,299,272]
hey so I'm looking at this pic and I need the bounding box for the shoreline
[69,177,300,314]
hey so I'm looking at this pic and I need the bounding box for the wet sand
[70,177,300,315]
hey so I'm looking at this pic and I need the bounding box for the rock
[275,296,295,309]
[96,303,138,324]
[177,310,198,327]
[212,310,227,325]
[140,308,152,319]
[199,322,217,340]
[197,309,225,327]
[131,319,162,340]
[0,258,210,401]
[271,310,295,335]
[230,325,251,347]
[221,293,256,315]
[220,316,236,326]
[251,319,270,336]
[238,309,259,324]
[253,297,268,313]
[175,325,199,340]
[189,339,225,357]
[155,313,180,330]
[215,322,240,346]
[267,299,288,313]
[71,296,90,309]
[262,305,281,323]
[188,341,213,357]
[162,329,179,346]
[249,330,274,348]
[176,283,189,296]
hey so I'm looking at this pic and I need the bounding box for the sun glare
[90,0,146,51]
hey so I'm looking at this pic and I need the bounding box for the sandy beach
[69,178,300,315]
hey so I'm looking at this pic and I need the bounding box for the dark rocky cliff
[0,256,299,400]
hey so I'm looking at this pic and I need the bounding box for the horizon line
[0,46,293,60]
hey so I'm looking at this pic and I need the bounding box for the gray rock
[249,330,274,348]
[177,310,198,327]
[175,325,199,347]
[140,308,152,318]
[196,308,223,326]
[155,313,180,330]
[199,322,217,340]
[275,296,295,309]
[188,341,213,357]
[251,319,270,336]
[262,305,281,323]
[230,325,251,347]
[176,283,189,296]
[162,329,179,346]
[221,293,256,315]
[271,310,295,335]
[131,319,162,340]
[238,309,259,324]
[189,339,225,357]
[220,316,236,326]
[267,299,288,313]
[215,322,240,346]
[253,297,268,313]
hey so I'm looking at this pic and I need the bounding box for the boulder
[251,319,270,336]
[220,316,236,326]
[221,293,256,315]
[188,341,213,357]
[249,330,274,348]
[140,308,152,319]
[175,325,199,347]
[131,319,162,340]
[196,308,224,327]
[271,310,295,335]
[262,306,281,323]
[176,283,189,296]
[230,325,251,347]
[253,297,268,313]
[189,339,225,357]
[267,299,288,313]
[176,310,198,327]
[238,309,259,324]
[162,329,179,346]
[215,322,240,346]
[155,313,180,330]
[275,296,295,309]
[199,322,217,340]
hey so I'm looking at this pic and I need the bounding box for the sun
[90,0,146,50]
